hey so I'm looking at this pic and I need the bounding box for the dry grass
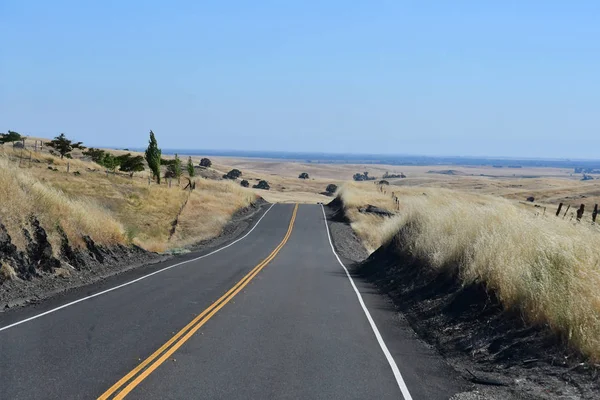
[338,183,600,360]
[169,179,256,248]
[0,261,17,281]
[0,146,257,254]
[0,157,125,251]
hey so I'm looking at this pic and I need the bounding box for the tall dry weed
[339,184,600,359]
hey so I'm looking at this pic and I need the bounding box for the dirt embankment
[0,199,270,311]
[326,199,600,400]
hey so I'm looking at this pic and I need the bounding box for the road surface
[0,204,464,399]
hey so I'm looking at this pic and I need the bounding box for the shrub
[253,180,270,190]
[223,169,242,180]
[240,179,249,188]
[187,156,195,177]
[298,172,309,179]
[82,148,106,163]
[200,158,212,168]
[353,172,376,181]
[101,154,119,173]
[164,155,182,180]
[326,184,338,194]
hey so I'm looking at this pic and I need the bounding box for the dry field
[337,182,600,360]
[211,155,600,218]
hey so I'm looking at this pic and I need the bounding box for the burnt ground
[325,200,600,399]
[0,198,270,312]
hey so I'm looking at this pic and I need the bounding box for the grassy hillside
[337,183,600,360]
[0,144,256,256]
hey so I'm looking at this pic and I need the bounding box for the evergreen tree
[46,133,85,159]
[145,130,162,184]
[187,156,195,177]
[0,130,22,145]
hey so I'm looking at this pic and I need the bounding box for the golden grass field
[337,182,600,360]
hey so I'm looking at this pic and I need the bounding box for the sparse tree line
[3,131,344,194]
[2,130,277,190]
[353,171,376,181]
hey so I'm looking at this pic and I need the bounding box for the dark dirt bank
[0,198,270,312]
[326,200,600,399]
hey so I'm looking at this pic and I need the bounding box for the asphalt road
[0,204,464,399]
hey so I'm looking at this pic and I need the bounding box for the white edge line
[0,203,276,333]
[320,204,413,400]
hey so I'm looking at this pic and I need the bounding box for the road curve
[0,204,464,399]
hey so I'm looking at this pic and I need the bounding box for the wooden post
[148,176,151,186]
[593,204,598,223]
[556,203,563,216]
[576,204,585,221]
[563,204,571,219]
[34,140,37,152]
[67,162,70,173]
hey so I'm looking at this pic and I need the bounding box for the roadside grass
[338,183,600,360]
[0,148,257,254]
[0,157,125,250]
[169,179,256,248]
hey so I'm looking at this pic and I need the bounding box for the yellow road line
[99,204,298,400]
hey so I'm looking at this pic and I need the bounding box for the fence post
[67,162,70,173]
[563,204,571,219]
[593,204,598,223]
[576,204,585,221]
[556,203,563,216]
[148,176,151,186]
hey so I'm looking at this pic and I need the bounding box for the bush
[200,158,212,168]
[353,172,376,181]
[326,184,338,194]
[223,169,242,180]
[253,180,270,190]
[82,148,106,164]
[240,179,249,188]
[298,172,309,179]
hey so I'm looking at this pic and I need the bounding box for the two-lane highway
[0,204,463,399]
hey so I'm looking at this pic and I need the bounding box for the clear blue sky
[1,1,599,158]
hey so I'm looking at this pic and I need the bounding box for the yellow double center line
[99,204,299,399]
